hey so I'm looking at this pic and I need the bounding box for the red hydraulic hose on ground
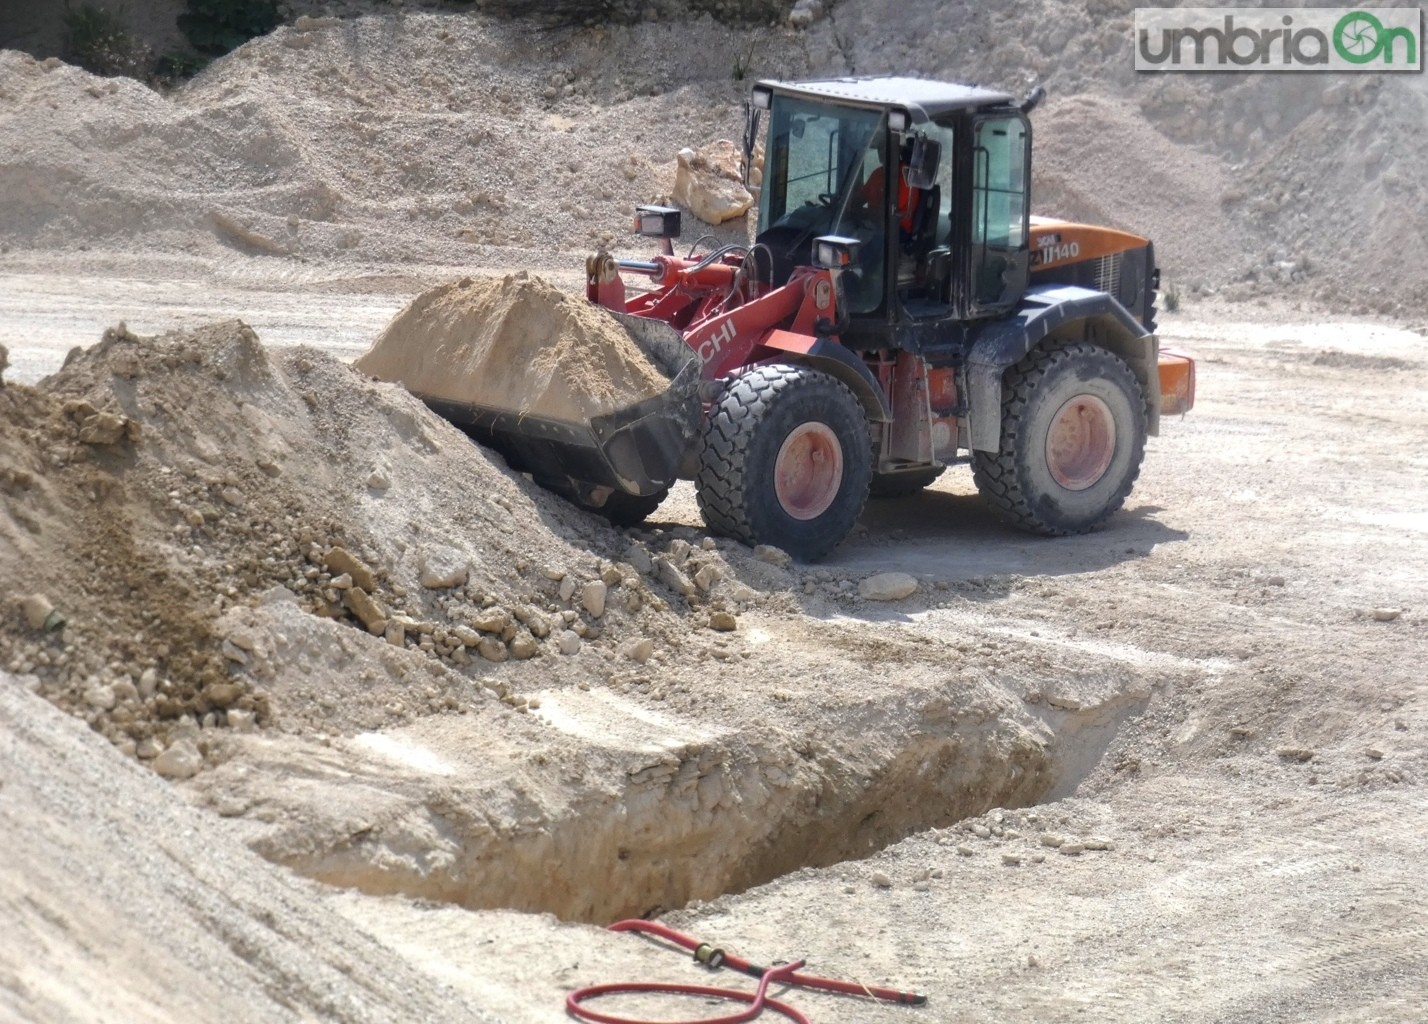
[566,919,927,1024]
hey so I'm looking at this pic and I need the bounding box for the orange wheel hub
[1045,394,1115,491]
[774,423,843,520]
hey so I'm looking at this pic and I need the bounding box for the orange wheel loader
[410,77,1195,561]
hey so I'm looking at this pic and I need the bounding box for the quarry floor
[3,255,1428,1023]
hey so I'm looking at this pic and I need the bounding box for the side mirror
[903,136,941,191]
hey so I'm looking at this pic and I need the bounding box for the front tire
[972,342,1147,535]
[696,364,873,561]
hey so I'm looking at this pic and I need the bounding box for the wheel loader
[411,76,1196,561]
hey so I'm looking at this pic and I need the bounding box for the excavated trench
[256,676,1151,924]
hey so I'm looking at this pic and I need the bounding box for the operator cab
[747,76,1035,345]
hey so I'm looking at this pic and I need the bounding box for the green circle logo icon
[1334,11,1387,63]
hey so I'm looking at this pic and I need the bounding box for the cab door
[967,113,1032,316]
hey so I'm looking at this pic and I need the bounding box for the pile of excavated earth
[0,315,748,774]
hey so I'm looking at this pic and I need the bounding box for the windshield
[759,95,888,248]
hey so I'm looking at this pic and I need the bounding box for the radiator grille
[1093,253,1121,296]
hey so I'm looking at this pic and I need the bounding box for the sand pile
[356,273,669,421]
[4,4,1425,311]
[0,681,495,1024]
[1,319,747,775]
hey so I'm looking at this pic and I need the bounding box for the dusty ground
[5,264,1425,1021]
[3,2,1427,1021]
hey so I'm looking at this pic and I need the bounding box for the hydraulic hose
[565,919,927,1024]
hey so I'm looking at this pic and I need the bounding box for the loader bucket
[421,311,701,497]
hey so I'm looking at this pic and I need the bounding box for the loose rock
[753,544,792,569]
[556,630,582,655]
[477,637,509,663]
[324,547,377,593]
[344,587,388,634]
[858,572,918,601]
[582,581,608,618]
[153,739,203,780]
[20,594,63,632]
[708,610,737,632]
[655,558,694,597]
[621,637,654,663]
[419,546,469,589]
[672,141,754,225]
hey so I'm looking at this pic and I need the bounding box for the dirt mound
[1,319,741,773]
[356,273,668,421]
[0,681,495,1024]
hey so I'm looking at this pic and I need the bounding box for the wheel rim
[1045,393,1116,491]
[774,422,844,520]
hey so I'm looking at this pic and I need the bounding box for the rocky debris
[582,581,608,618]
[1372,608,1403,622]
[470,607,512,634]
[324,546,377,593]
[858,572,918,602]
[344,588,388,635]
[19,594,64,633]
[294,13,342,31]
[419,545,469,589]
[64,399,138,446]
[1277,746,1315,763]
[84,684,117,711]
[753,544,792,569]
[153,738,203,779]
[656,558,695,597]
[787,0,827,28]
[556,630,582,655]
[709,610,737,632]
[621,637,654,662]
[1040,833,1066,848]
[1001,852,1023,866]
[672,141,754,226]
[625,544,654,575]
[870,870,893,888]
[0,342,8,384]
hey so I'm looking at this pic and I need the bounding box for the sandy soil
[5,263,1425,1020]
[357,273,669,421]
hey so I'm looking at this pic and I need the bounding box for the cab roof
[755,76,1015,122]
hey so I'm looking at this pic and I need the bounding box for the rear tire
[696,364,872,561]
[972,342,1146,535]
[869,466,945,498]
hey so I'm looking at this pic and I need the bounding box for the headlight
[632,205,681,240]
[812,235,862,270]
